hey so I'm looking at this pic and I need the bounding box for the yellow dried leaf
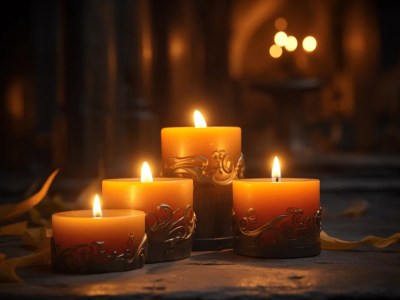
[0,169,59,223]
[0,259,20,282]
[339,199,369,217]
[321,230,400,251]
[14,247,51,268]
[28,207,49,227]
[0,247,51,282]
[0,222,27,236]
[21,227,47,249]
[0,205,15,218]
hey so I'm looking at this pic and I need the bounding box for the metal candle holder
[51,234,147,273]
[233,207,322,258]
[163,150,245,251]
[145,204,196,263]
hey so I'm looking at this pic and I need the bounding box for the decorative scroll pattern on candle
[163,151,245,185]
[146,204,196,260]
[233,207,322,247]
[51,233,147,273]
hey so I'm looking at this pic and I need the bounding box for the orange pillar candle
[232,157,321,258]
[161,112,242,173]
[102,162,194,263]
[51,195,146,273]
[161,110,244,251]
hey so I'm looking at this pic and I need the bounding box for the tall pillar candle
[161,110,244,250]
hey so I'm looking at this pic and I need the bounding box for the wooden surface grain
[0,190,399,299]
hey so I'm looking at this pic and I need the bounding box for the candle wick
[273,176,281,182]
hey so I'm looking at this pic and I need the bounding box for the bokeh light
[274,18,287,31]
[285,36,298,51]
[274,31,288,47]
[269,44,283,58]
[302,36,317,52]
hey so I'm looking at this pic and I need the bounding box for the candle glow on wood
[194,110,207,128]
[141,162,153,182]
[92,194,102,218]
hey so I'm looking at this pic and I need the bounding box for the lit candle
[232,156,321,258]
[102,162,194,263]
[161,111,242,181]
[51,195,146,273]
[161,110,244,250]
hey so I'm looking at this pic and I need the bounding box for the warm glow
[169,34,184,60]
[274,18,287,31]
[6,80,25,120]
[269,44,283,58]
[141,161,153,182]
[194,110,207,128]
[274,31,288,47]
[271,156,281,182]
[93,194,102,218]
[302,36,317,52]
[285,36,298,51]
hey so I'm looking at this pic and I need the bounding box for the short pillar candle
[102,162,195,263]
[232,157,321,258]
[51,195,147,273]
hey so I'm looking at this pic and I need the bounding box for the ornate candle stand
[146,204,196,262]
[233,207,322,258]
[164,150,245,250]
[51,234,147,273]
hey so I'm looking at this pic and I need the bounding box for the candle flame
[93,194,102,218]
[271,156,281,182]
[194,110,207,128]
[141,161,153,182]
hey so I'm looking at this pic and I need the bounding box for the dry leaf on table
[0,169,59,223]
[0,245,50,282]
[0,222,28,236]
[0,170,58,282]
[339,199,369,217]
[321,230,400,251]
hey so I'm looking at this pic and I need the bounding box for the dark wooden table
[0,189,399,299]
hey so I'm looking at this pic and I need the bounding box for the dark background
[0,0,399,192]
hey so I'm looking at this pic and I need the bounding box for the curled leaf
[321,230,400,251]
[0,229,51,282]
[0,222,28,236]
[0,169,59,223]
[21,227,47,249]
[0,247,50,282]
[339,199,369,217]
[28,207,49,227]
[0,259,20,282]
